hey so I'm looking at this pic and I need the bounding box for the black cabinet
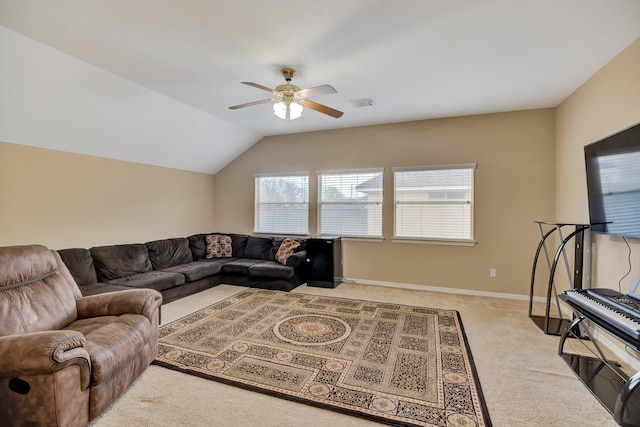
[307,237,342,288]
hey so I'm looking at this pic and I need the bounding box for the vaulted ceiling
[1,1,640,173]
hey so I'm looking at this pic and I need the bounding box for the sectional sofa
[57,233,309,304]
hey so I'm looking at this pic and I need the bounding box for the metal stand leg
[615,371,640,426]
[530,221,588,335]
[558,314,608,362]
[545,227,589,334]
[559,316,584,356]
[529,226,556,318]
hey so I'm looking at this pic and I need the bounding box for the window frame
[392,164,477,246]
[253,172,310,236]
[317,168,384,240]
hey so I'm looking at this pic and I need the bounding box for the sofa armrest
[286,250,307,269]
[0,330,91,389]
[76,289,162,323]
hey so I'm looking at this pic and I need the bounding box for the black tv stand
[529,221,589,335]
[559,297,640,426]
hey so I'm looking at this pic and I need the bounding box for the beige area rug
[153,289,491,427]
[91,284,620,426]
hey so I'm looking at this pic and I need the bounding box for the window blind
[254,173,309,234]
[318,169,383,238]
[393,164,476,241]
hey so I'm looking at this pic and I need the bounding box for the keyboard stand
[559,297,640,426]
[529,221,589,335]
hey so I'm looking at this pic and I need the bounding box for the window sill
[392,237,477,247]
[341,236,385,243]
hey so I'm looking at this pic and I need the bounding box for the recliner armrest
[76,288,162,323]
[0,330,91,389]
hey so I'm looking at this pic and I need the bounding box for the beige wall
[556,37,640,293]
[6,35,636,297]
[215,109,556,295]
[0,141,216,250]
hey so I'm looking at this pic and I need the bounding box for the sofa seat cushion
[65,314,152,385]
[106,271,184,291]
[221,259,263,275]
[78,282,132,297]
[248,261,295,280]
[162,261,222,282]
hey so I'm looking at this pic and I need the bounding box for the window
[393,164,476,242]
[318,169,383,238]
[254,173,309,235]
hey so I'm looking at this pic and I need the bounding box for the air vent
[349,98,375,108]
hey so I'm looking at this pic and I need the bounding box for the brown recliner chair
[0,245,162,426]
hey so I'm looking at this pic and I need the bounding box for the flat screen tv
[584,121,640,239]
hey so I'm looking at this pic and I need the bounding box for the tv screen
[584,122,640,239]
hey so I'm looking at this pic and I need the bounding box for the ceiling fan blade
[296,84,337,98]
[228,98,277,110]
[241,82,275,94]
[302,100,343,118]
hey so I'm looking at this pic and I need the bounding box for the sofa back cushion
[146,238,193,270]
[230,234,249,257]
[91,244,152,282]
[57,248,98,285]
[188,233,210,261]
[0,245,81,336]
[244,236,274,261]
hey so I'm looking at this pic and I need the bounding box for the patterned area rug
[154,289,491,426]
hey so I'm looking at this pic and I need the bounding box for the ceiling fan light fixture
[230,67,342,119]
[273,100,303,120]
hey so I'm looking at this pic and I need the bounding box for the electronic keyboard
[562,288,640,341]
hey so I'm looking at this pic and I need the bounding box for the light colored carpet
[90,283,618,426]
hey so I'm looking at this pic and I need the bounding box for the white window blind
[318,169,383,238]
[393,164,476,241]
[254,173,309,235]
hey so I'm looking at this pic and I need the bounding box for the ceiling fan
[228,67,343,120]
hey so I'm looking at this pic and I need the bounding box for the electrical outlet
[489,269,497,277]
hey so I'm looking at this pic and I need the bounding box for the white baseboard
[346,277,640,371]
[345,277,547,303]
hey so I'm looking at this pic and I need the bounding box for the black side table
[307,236,343,288]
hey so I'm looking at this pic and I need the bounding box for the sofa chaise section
[188,234,309,292]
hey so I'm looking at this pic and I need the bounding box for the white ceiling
[1,0,640,173]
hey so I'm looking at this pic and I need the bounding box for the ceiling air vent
[349,98,375,108]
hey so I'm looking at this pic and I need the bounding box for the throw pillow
[275,238,301,265]
[206,234,233,259]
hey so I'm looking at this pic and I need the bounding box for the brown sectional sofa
[58,233,309,304]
